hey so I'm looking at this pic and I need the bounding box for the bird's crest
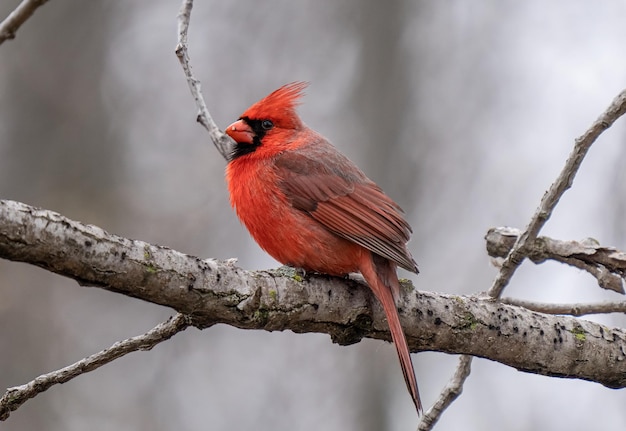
[241,82,308,129]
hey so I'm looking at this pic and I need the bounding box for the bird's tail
[360,253,422,415]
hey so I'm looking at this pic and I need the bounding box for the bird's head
[225,82,308,160]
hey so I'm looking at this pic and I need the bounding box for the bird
[224,82,422,413]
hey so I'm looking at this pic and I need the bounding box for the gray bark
[1,199,625,389]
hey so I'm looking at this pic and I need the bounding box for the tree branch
[175,0,232,160]
[0,0,49,45]
[418,355,472,431]
[501,298,626,317]
[420,87,626,425]
[487,89,626,298]
[0,313,191,421]
[421,88,626,426]
[1,199,626,391]
[486,227,626,294]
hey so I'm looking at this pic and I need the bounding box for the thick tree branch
[0,0,49,45]
[487,227,626,294]
[487,89,626,298]
[2,199,626,391]
[0,313,191,421]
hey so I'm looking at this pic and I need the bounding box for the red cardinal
[225,82,422,413]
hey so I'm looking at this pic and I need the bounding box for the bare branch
[175,0,232,160]
[487,227,626,294]
[423,88,626,422]
[418,86,626,424]
[501,298,626,317]
[417,355,473,431]
[487,89,626,298]
[2,199,626,390]
[0,0,49,45]
[0,313,191,421]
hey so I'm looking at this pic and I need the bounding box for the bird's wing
[275,150,418,273]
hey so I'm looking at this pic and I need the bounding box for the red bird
[225,82,422,413]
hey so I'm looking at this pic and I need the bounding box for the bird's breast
[226,156,362,275]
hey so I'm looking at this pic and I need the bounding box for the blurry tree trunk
[342,1,417,427]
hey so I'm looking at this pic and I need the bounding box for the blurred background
[1,1,626,430]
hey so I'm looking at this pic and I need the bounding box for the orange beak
[225,119,255,144]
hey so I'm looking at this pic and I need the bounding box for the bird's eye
[261,120,274,130]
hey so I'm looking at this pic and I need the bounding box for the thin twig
[0,313,192,421]
[417,355,473,431]
[487,89,626,298]
[556,256,624,293]
[175,0,231,160]
[501,298,626,317]
[0,0,49,45]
